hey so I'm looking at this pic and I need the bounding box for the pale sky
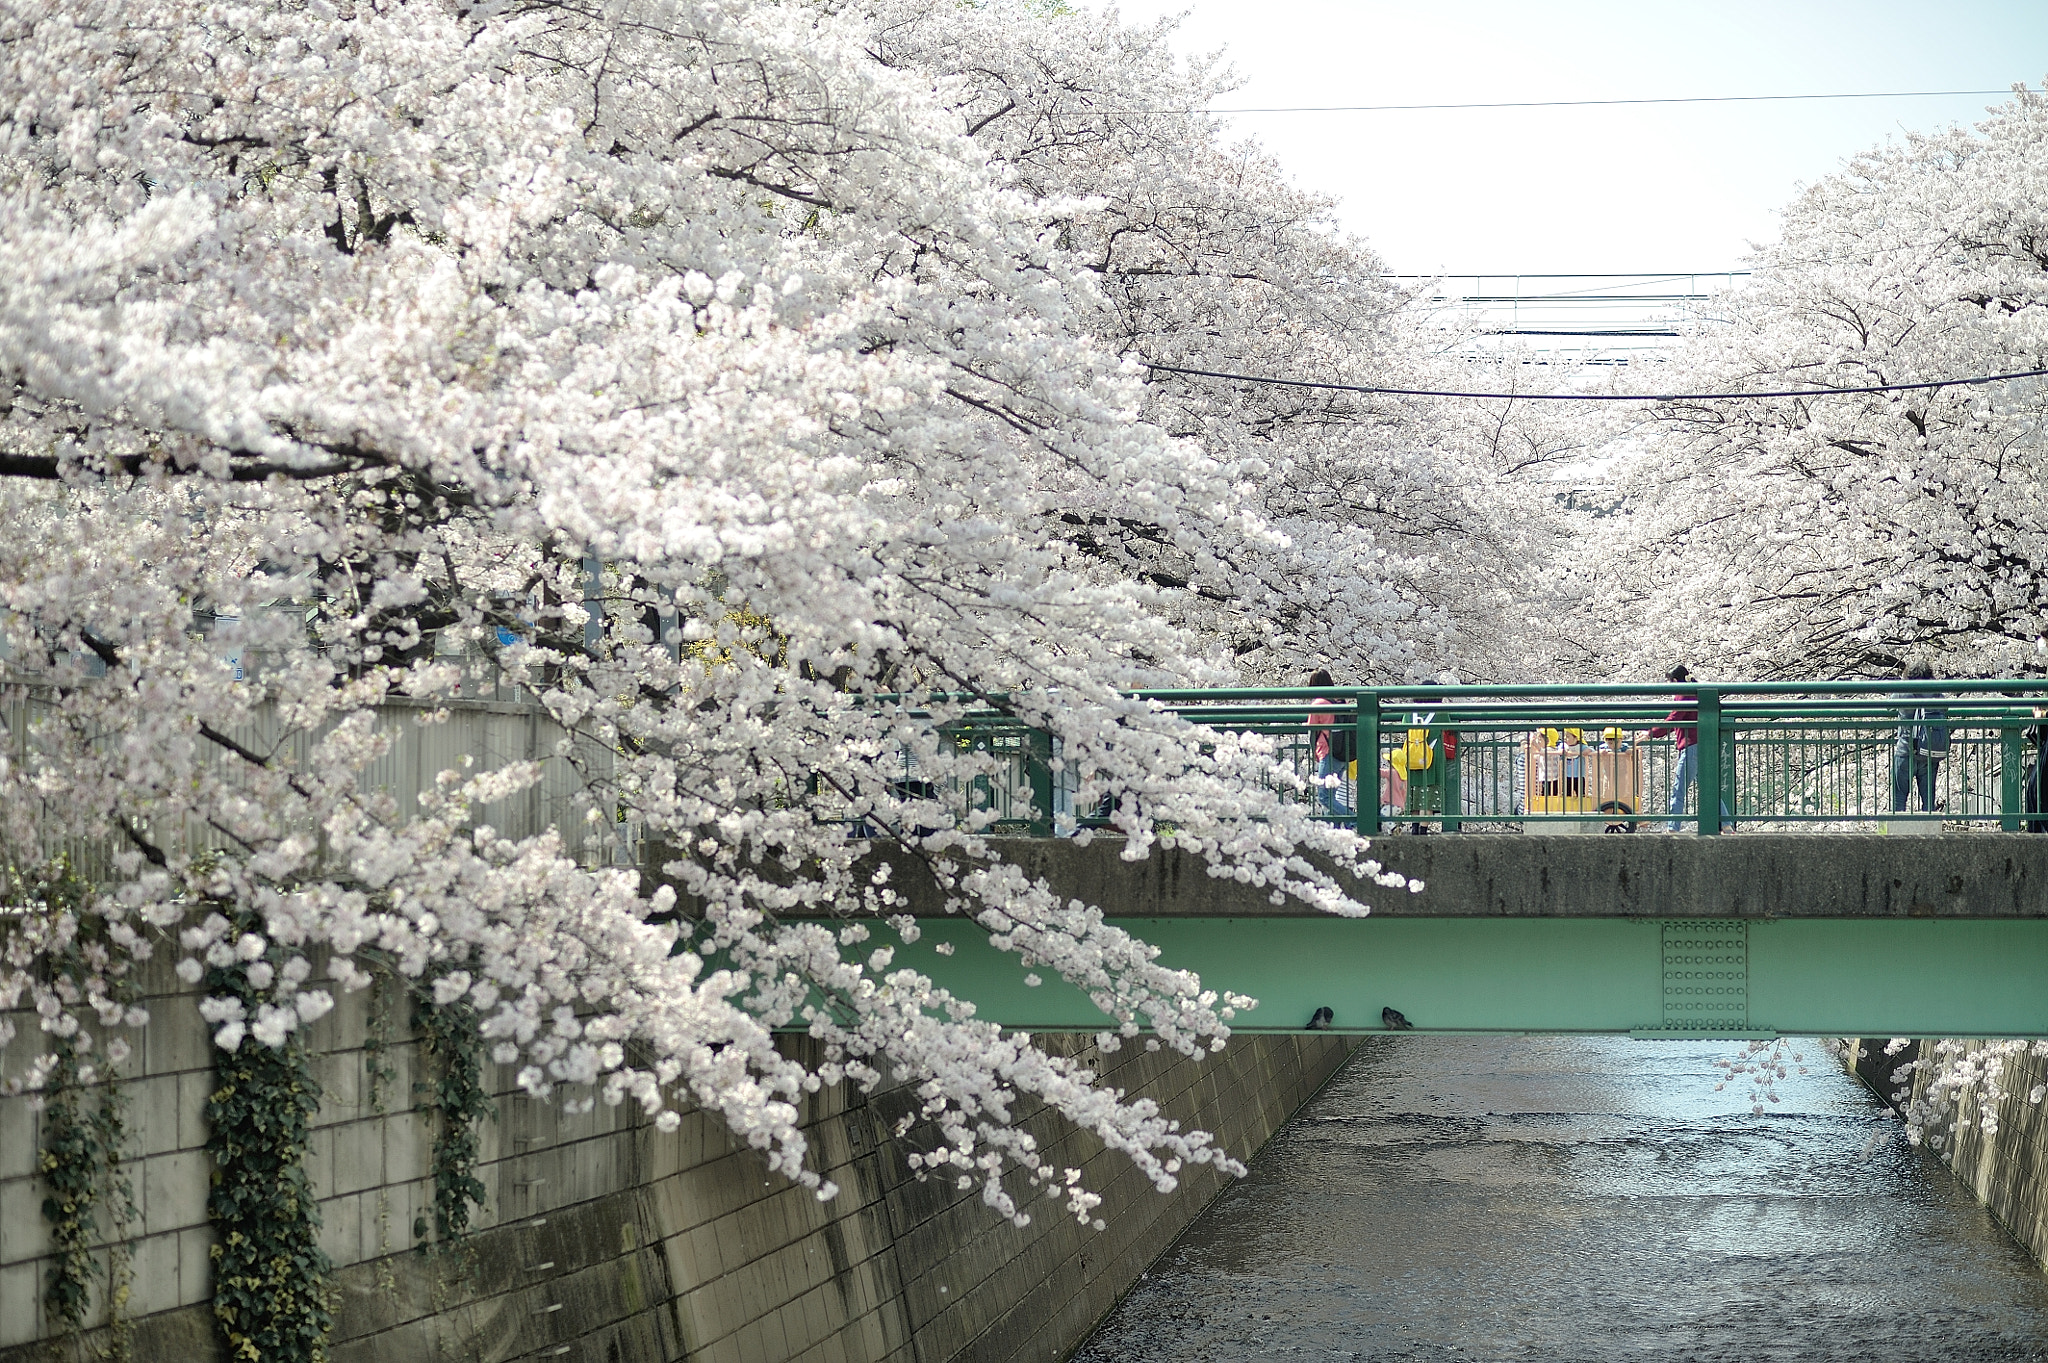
[1097,0,2048,275]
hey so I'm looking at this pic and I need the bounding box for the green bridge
[769,682,2048,1039]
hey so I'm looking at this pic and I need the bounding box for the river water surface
[1074,1036,2048,1362]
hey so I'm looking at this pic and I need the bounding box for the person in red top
[1646,664,1730,831]
[1306,668,1346,815]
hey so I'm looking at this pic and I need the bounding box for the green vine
[360,961,402,1293]
[204,932,332,1363]
[410,976,495,1246]
[37,1050,96,1333]
[23,859,137,1357]
[38,1035,134,1345]
[361,969,398,1115]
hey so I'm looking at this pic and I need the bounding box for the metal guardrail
[880,682,2048,837]
[13,682,2048,880]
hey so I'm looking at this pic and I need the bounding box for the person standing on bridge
[1890,659,1948,820]
[1647,664,1731,832]
[2025,702,2048,833]
[1306,668,1351,815]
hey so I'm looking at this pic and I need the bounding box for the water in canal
[1075,1036,2048,1362]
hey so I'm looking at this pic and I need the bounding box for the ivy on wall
[204,933,333,1363]
[24,859,137,1357]
[25,880,501,1361]
[411,975,495,1245]
[361,969,398,1116]
[38,1032,136,1353]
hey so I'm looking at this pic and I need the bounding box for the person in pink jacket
[1646,664,1730,831]
[1306,668,1347,815]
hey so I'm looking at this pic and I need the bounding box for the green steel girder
[843,916,2048,1038]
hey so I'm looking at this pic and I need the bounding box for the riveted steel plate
[1659,919,1748,1032]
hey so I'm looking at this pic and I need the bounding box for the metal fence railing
[14,682,2047,872]
[883,682,2048,836]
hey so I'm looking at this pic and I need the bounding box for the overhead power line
[1381,273,1753,278]
[1484,329,1683,338]
[1174,89,2016,115]
[1143,362,2048,402]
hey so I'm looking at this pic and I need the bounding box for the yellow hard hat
[1563,727,1583,742]
[1602,726,1624,742]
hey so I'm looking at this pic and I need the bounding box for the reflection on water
[1075,1037,2048,1362]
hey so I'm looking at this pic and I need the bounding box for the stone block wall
[2,957,1355,1362]
[1849,1037,2048,1268]
[1,948,661,1360]
[1907,1041,2048,1267]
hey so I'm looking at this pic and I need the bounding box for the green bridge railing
[877,681,2048,838]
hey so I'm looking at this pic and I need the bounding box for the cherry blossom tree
[0,0,1459,1230]
[1597,85,2048,680]
[870,0,1582,683]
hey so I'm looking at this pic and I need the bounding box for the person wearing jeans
[1667,742,1707,831]
[1891,746,1938,814]
[1890,659,1946,818]
[1306,667,1347,815]
[1647,663,1732,832]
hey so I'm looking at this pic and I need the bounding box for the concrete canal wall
[1850,1037,2048,1268]
[0,952,1355,1362]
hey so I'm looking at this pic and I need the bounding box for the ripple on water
[1073,1036,2048,1363]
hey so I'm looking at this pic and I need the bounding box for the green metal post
[1027,728,1054,837]
[2002,721,2023,832]
[1442,729,1462,832]
[1696,687,1722,835]
[1355,694,1380,836]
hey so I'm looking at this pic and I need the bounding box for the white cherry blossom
[0,0,1445,1221]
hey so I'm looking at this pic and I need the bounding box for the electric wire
[1142,361,2048,402]
[1381,273,1753,279]
[1153,89,2017,115]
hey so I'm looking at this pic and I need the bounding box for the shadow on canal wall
[0,950,1355,1363]
[1850,1037,2048,1268]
